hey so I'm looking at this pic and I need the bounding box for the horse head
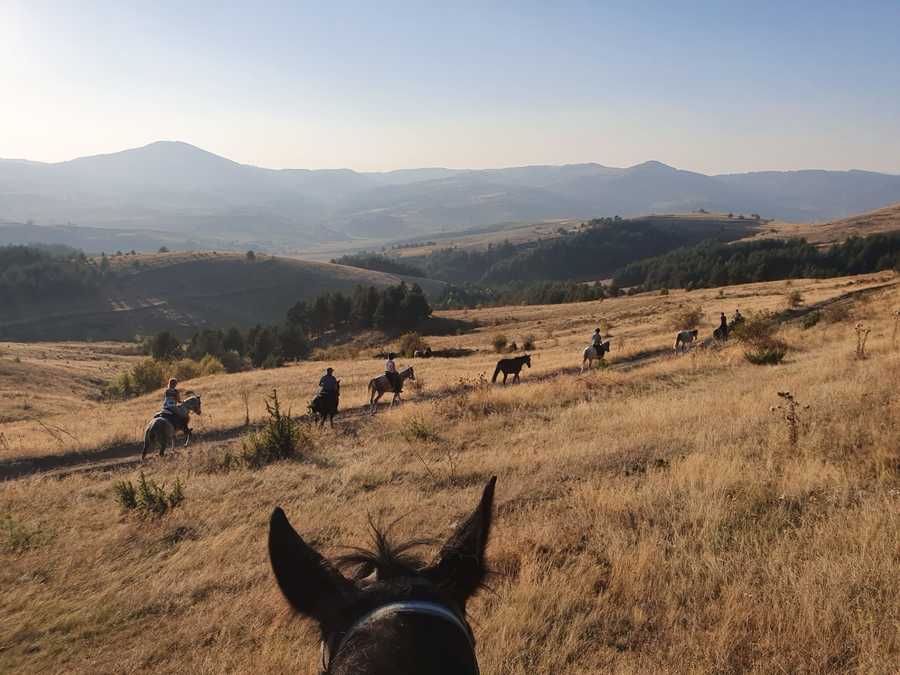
[523,354,531,368]
[184,394,202,415]
[269,477,496,674]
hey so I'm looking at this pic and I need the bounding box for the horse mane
[335,519,434,582]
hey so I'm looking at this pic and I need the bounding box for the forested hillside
[614,233,900,290]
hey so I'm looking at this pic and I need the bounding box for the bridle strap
[321,601,477,673]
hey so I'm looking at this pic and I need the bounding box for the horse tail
[142,420,156,459]
[492,362,502,383]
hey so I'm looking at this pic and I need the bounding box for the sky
[2,0,900,174]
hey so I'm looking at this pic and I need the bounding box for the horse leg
[371,391,382,414]
[184,429,192,448]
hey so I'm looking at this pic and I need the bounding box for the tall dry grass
[1,273,898,673]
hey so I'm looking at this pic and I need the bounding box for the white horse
[581,341,611,373]
[367,366,415,413]
[674,329,699,354]
[142,395,202,459]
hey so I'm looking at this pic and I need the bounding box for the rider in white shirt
[591,328,604,349]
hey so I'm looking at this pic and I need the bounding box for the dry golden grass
[1,272,899,673]
[748,201,900,246]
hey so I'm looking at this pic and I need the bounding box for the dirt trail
[2,280,895,482]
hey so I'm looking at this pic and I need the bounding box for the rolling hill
[0,251,443,341]
[2,142,899,249]
[759,201,900,245]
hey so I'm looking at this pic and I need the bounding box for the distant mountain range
[2,141,900,249]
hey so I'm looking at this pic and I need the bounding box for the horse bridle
[320,600,478,674]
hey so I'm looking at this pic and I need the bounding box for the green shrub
[398,332,429,357]
[491,334,508,353]
[744,345,787,365]
[199,354,225,376]
[261,353,284,369]
[801,311,821,330]
[149,331,181,360]
[114,473,185,517]
[219,350,246,373]
[131,358,167,394]
[173,359,202,381]
[521,334,536,351]
[241,389,312,468]
[401,415,438,443]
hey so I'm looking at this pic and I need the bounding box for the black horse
[269,477,496,675]
[491,353,531,384]
[310,382,340,428]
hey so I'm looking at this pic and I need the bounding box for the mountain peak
[629,160,676,172]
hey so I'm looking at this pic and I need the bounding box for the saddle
[156,409,189,432]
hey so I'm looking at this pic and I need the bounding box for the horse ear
[269,507,358,628]
[423,477,496,610]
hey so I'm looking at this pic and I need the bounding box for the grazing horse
[142,395,202,459]
[492,354,531,384]
[268,477,496,675]
[581,341,611,373]
[674,329,699,354]
[310,382,340,428]
[367,366,415,413]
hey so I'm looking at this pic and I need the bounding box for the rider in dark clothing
[319,367,338,395]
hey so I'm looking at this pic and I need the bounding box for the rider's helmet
[388,352,396,359]
[594,327,600,333]
[326,367,334,374]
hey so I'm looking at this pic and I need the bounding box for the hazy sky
[3,1,900,173]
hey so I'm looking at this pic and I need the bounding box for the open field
[1,272,899,673]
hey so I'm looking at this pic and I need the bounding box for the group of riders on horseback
[144,309,746,456]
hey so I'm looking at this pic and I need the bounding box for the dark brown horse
[269,477,497,675]
[309,382,340,428]
[491,354,531,384]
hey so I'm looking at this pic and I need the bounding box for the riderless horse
[674,329,699,354]
[268,477,496,675]
[142,395,202,459]
[492,354,531,384]
[367,366,415,413]
[581,341,611,373]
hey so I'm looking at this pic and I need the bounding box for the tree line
[331,252,425,278]
[612,234,900,291]
[0,245,105,307]
[148,281,433,370]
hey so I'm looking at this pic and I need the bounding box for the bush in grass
[734,311,788,365]
[744,345,787,365]
[114,472,185,517]
[219,350,246,373]
[241,389,312,467]
[801,311,821,330]
[262,353,284,369]
[131,358,167,394]
[521,334,536,351]
[173,359,202,381]
[786,290,805,309]
[491,334,508,353]
[668,305,703,331]
[398,332,430,357]
[199,354,225,376]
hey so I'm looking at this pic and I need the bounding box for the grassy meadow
[1,271,899,673]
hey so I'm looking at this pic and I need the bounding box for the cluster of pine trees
[0,245,105,306]
[331,253,425,277]
[435,280,609,309]
[173,282,432,369]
